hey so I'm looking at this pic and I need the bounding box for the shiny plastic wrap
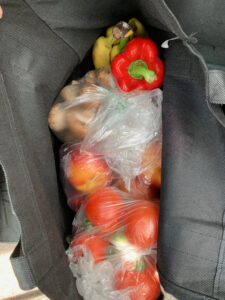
[81,88,162,188]
[140,136,162,188]
[52,68,162,188]
[48,68,115,143]
[56,67,163,299]
[66,187,160,300]
[60,143,113,201]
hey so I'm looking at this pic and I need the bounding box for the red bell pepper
[111,37,164,92]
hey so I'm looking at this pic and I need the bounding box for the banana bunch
[92,18,149,69]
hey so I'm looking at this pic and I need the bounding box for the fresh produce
[71,233,108,264]
[92,21,134,69]
[80,87,162,187]
[151,166,161,189]
[65,101,100,141]
[116,177,160,202]
[48,69,112,143]
[140,140,162,188]
[57,18,164,300]
[68,194,85,212]
[111,37,164,92]
[92,35,115,69]
[110,44,122,62]
[124,200,159,251]
[110,18,149,62]
[65,145,111,194]
[93,18,148,69]
[0,6,3,19]
[110,21,134,61]
[106,26,114,37]
[116,177,150,200]
[85,187,124,234]
[148,185,160,201]
[128,17,149,38]
[114,259,161,300]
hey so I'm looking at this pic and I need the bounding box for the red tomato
[71,233,108,264]
[124,200,159,250]
[85,187,124,234]
[151,166,161,189]
[116,176,150,200]
[148,185,160,201]
[68,195,85,211]
[114,259,161,300]
[66,145,111,193]
[140,141,162,188]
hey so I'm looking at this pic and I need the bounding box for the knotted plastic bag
[81,88,162,189]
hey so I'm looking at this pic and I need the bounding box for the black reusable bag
[0,1,225,299]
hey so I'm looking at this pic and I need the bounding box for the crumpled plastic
[68,245,131,300]
[81,88,162,189]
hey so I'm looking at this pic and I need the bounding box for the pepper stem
[128,59,156,83]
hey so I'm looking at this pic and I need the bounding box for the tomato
[68,195,85,211]
[85,187,124,234]
[71,233,108,264]
[151,166,161,189]
[124,200,159,250]
[114,259,161,300]
[66,145,111,193]
[116,176,150,200]
[148,185,160,201]
[140,140,162,188]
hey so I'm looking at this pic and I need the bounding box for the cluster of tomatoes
[61,140,162,300]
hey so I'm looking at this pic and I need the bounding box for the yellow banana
[110,44,120,61]
[93,19,148,68]
[92,36,114,69]
[128,18,149,38]
[106,26,114,37]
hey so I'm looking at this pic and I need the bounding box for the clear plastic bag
[140,135,162,188]
[48,68,115,143]
[60,143,113,199]
[81,88,163,189]
[115,175,160,201]
[60,140,161,211]
[56,69,163,299]
[67,187,160,300]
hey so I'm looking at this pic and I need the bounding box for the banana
[92,36,113,69]
[128,18,149,38]
[111,44,120,61]
[93,19,148,68]
[106,26,114,37]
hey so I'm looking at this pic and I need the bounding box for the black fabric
[0,164,20,242]
[158,41,225,299]
[165,0,225,66]
[0,1,225,300]
[0,1,81,299]
[159,271,215,300]
[24,0,125,61]
[10,241,36,290]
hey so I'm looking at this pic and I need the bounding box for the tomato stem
[133,257,147,272]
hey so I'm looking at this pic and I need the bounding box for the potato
[48,104,66,132]
[65,102,100,141]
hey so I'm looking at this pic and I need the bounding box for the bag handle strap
[10,240,36,290]
[209,70,225,105]
[207,70,225,127]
